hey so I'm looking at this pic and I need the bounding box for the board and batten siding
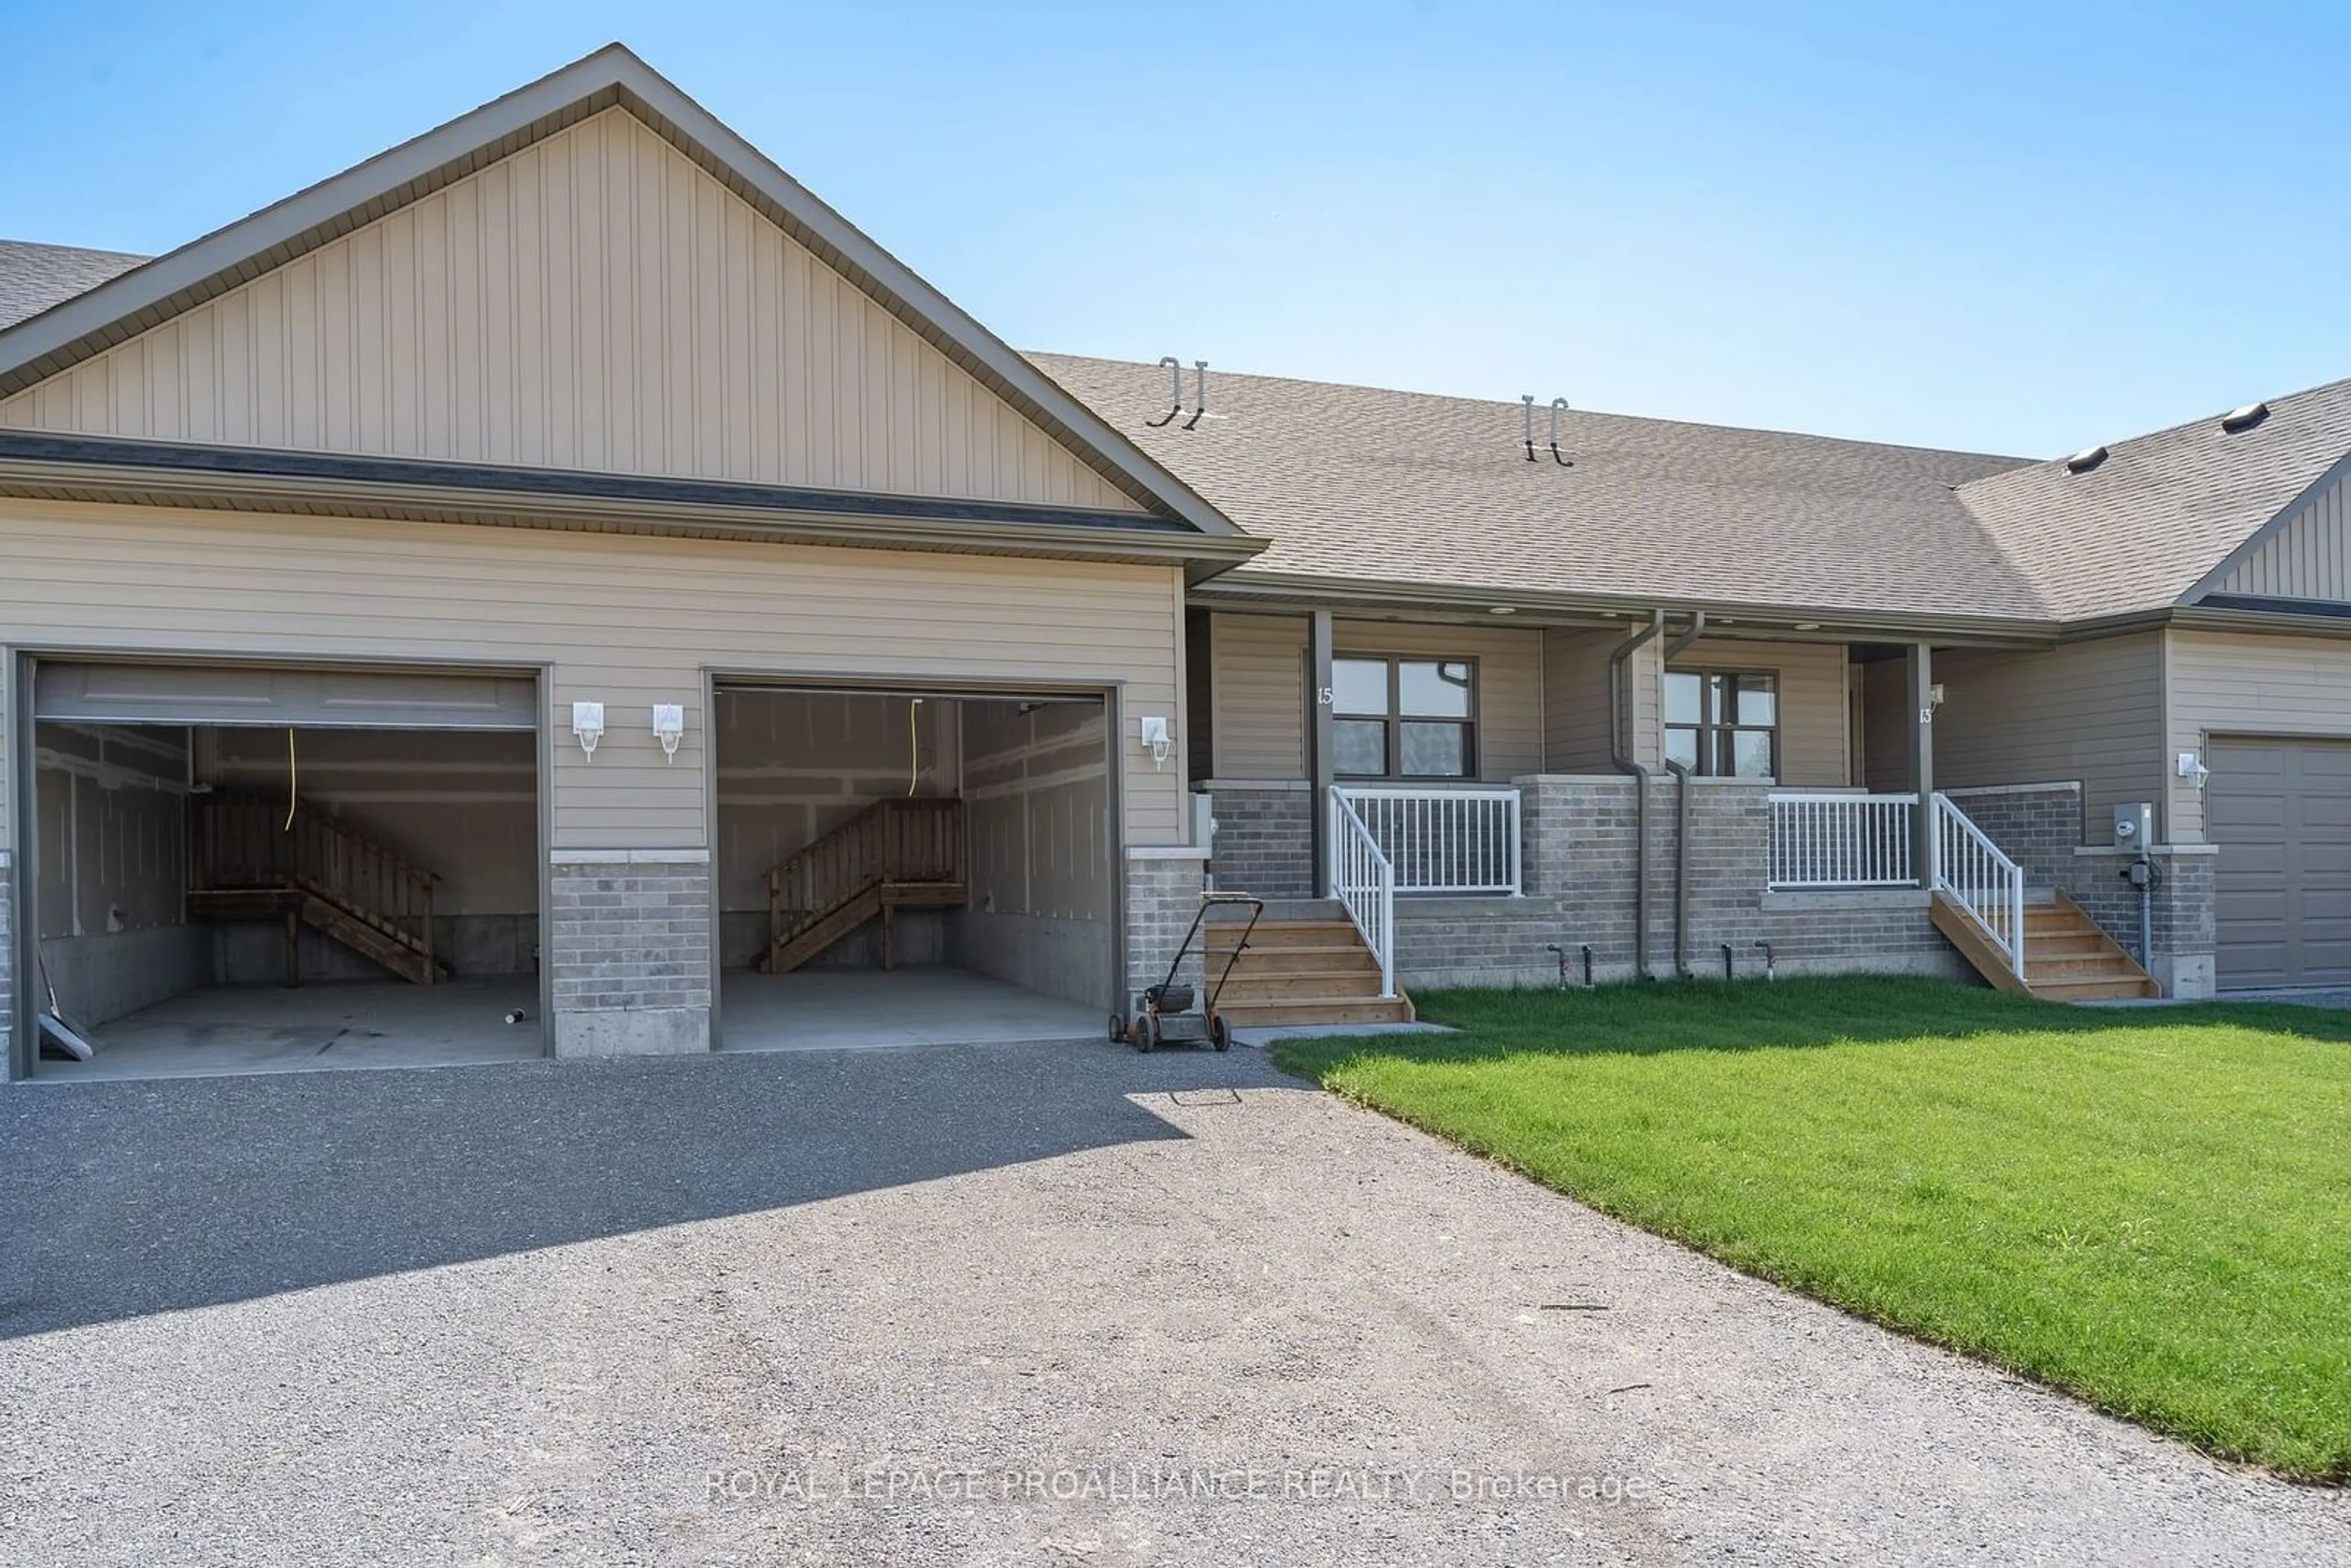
[0,499,1187,850]
[2211,467,2351,601]
[1670,637,1848,787]
[1204,612,1543,782]
[0,108,1141,515]
[1920,633,2165,838]
[2164,628,2351,843]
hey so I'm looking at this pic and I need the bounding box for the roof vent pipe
[1521,396,1537,461]
[1549,398,1573,466]
[1183,361,1208,430]
[1608,610,1668,981]
[1147,356,1182,427]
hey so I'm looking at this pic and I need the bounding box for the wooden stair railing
[763,797,966,975]
[189,793,444,985]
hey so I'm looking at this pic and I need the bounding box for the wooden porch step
[1207,943,1380,975]
[1205,919,1362,949]
[1933,890,2160,1002]
[1216,996,1417,1027]
[1215,970,1390,1001]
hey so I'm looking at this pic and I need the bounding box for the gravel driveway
[2,1042,2341,1565]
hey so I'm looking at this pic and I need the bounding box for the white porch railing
[1332,784,1523,895]
[1933,792,2027,980]
[1768,792,1918,888]
[1329,789,1397,999]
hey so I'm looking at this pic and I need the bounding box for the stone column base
[1126,848,1209,1010]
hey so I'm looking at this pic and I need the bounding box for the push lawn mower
[1113,891,1264,1052]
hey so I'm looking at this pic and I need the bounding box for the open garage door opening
[21,661,546,1079]
[713,683,1116,1051]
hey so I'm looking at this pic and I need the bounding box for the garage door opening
[21,661,545,1079]
[713,685,1114,1051]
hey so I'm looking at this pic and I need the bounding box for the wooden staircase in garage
[761,797,967,975]
[1204,900,1417,1027]
[189,794,449,986]
[1932,890,2162,1002]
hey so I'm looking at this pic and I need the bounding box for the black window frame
[1664,667,1780,781]
[1327,653,1481,781]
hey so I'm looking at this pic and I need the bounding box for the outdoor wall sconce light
[653,703,686,762]
[572,700,606,760]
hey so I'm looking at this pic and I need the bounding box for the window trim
[1326,652,1482,781]
[1664,665,1780,781]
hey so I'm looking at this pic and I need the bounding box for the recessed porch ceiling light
[1488,606,1516,615]
[1793,621,1821,631]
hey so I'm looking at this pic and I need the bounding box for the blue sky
[3,1,2344,456]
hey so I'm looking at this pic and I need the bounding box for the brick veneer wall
[1940,784,2082,890]
[549,852,714,1056]
[1126,850,1207,1009]
[1394,777,1961,988]
[1204,784,1313,899]
[2068,847,2217,999]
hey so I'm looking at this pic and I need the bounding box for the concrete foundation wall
[30,724,199,1026]
[716,908,945,972]
[40,926,211,1027]
[1202,782,1314,898]
[214,913,543,985]
[549,853,713,1057]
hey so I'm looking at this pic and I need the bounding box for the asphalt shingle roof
[0,239,148,332]
[1030,353,2045,622]
[1952,378,2351,620]
[3,231,2347,629]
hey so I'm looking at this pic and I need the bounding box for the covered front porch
[1187,604,2177,999]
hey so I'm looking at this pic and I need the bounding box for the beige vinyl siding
[1208,612,1307,779]
[1541,626,1642,773]
[1927,633,2164,836]
[1204,615,1542,782]
[1669,637,1848,786]
[0,108,1141,516]
[2213,468,2351,601]
[2164,628,2351,842]
[0,498,1184,849]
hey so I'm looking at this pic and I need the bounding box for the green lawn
[1272,978,2351,1481]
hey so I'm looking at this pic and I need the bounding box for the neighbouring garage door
[2208,737,2351,989]
[33,661,539,730]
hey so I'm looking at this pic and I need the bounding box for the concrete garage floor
[1,1044,2341,1565]
[36,976,544,1081]
[721,964,1103,1051]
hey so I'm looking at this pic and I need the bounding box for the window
[1330,656,1477,778]
[1665,669,1777,779]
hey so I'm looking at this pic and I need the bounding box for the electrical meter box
[2112,801,2154,852]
